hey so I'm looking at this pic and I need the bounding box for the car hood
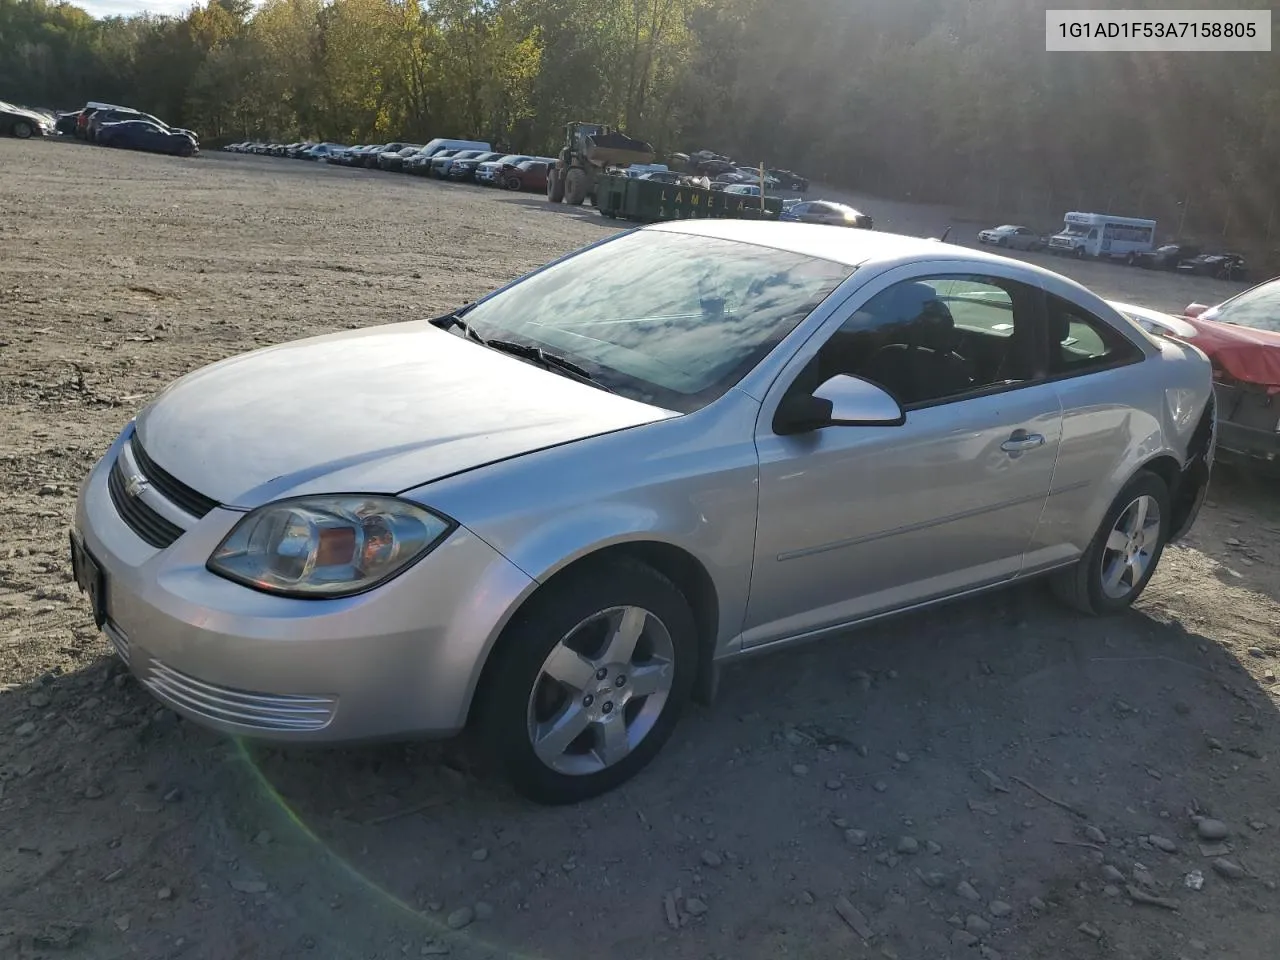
[1181,316,1280,392]
[6,105,50,125]
[134,321,676,507]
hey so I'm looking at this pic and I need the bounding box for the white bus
[1047,212,1156,261]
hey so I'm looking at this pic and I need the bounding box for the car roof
[648,220,1097,283]
[646,221,952,265]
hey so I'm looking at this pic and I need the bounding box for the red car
[1178,278,1280,474]
[502,159,552,192]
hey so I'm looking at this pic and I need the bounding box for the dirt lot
[3,138,1280,960]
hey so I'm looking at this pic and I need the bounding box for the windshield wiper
[483,339,613,392]
[430,305,487,344]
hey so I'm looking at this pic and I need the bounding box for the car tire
[476,558,698,805]
[505,175,522,190]
[12,120,34,139]
[1073,246,1085,259]
[1049,470,1171,616]
[1126,252,1137,265]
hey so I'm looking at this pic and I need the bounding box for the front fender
[403,394,764,653]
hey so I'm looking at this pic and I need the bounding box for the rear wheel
[476,560,697,805]
[1126,252,1137,265]
[1050,471,1171,616]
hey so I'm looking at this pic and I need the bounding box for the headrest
[886,282,955,351]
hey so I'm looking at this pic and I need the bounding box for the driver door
[742,265,1063,648]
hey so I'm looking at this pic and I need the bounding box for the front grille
[129,437,218,518]
[108,455,185,549]
[144,659,336,732]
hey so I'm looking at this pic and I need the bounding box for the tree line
[3,0,1278,264]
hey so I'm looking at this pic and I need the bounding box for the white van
[1047,212,1156,261]
[418,138,491,158]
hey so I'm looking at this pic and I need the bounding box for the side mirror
[775,374,905,435]
[815,374,905,426]
[1184,302,1209,318]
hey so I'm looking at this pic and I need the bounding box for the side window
[1045,294,1144,376]
[800,275,1042,408]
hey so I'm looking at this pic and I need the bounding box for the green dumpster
[596,174,783,223]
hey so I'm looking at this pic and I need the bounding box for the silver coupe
[72,221,1216,804]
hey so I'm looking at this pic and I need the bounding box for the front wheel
[12,120,33,139]
[505,175,522,190]
[1050,471,1171,616]
[547,168,565,203]
[564,167,588,205]
[1073,246,1085,259]
[476,560,697,805]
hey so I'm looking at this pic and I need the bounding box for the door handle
[1001,432,1045,453]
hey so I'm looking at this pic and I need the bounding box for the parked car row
[221,138,560,192]
[34,101,201,157]
[977,223,1248,280]
[221,137,812,200]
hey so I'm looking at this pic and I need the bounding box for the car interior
[796,278,1040,408]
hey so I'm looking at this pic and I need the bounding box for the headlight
[207,496,453,598]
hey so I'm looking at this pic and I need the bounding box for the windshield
[460,230,853,412]
[1214,279,1280,333]
[1061,224,1092,236]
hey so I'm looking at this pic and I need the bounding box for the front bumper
[73,426,535,743]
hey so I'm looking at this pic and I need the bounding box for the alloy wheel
[1099,494,1162,599]
[526,605,675,776]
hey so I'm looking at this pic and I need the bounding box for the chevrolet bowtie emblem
[124,474,150,499]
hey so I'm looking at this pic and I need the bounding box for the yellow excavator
[546,122,655,206]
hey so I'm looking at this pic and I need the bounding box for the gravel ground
[3,138,1280,960]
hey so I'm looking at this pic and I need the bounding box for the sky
[77,0,236,18]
